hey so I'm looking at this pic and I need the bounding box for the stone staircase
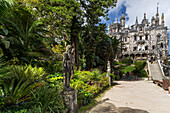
[149,63,164,82]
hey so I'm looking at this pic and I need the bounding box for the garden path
[89,80,170,113]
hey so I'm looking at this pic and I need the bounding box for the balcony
[122,50,155,55]
[137,40,146,44]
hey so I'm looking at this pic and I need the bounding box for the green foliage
[134,61,146,71]
[28,85,65,113]
[121,57,133,65]
[139,69,147,77]
[0,65,45,111]
[133,61,147,77]
[74,70,92,82]
[120,66,135,74]
[0,5,52,64]
[91,68,102,81]
[71,69,109,107]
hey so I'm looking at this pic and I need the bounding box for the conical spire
[136,16,138,24]
[155,3,159,25]
[120,12,125,19]
[156,3,159,17]
[144,13,146,19]
[161,13,164,26]
[116,18,118,23]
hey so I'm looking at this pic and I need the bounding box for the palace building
[108,6,169,61]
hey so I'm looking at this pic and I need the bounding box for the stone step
[149,63,164,82]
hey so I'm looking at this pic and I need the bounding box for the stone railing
[122,50,150,55]
[137,40,146,44]
[161,63,170,77]
[160,62,170,90]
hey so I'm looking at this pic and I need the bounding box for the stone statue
[106,61,111,86]
[63,45,74,90]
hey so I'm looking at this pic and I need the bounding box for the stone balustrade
[137,40,146,44]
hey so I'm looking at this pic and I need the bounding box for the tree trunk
[71,16,79,69]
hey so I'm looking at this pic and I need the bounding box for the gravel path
[89,80,170,113]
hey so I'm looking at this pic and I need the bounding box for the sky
[104,0,170,54]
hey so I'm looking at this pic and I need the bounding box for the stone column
[62,90,78,113]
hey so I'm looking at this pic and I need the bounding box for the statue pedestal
[62,89,78,113]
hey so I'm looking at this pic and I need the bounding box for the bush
[121,57,133,65]
[0,65,45,112]
[28,84,65,113]
[134,61,146,71]
[73,70,92,82]
[91,68,103,81]
[120,66,135,74]
[133,61,147,77]
[139,69,147,77]
[71,69,109,107]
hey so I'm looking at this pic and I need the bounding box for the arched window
[140,36,142,40]
[145,35,148,40]
[140,27,142,31]
[157,34,161,41]
[161,43,163,48]
[125,37,127,42]
[152,45,155,50]
[134,36,137,41]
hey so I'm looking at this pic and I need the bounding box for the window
[134,36,137,41]
[145,35,148,40]
[125,37,127,42]
[152,45,155,50]
[157,35,160,41]
[134,47,137,51]
[145,46,148,50]
[161,43,163,48]
[120,37,122,42]
[140,36,142,40]
[140,27,142,31]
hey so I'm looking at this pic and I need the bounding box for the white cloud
[110,0,170,29]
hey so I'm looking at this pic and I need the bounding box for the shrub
[121,57,133,65]
[91,68,103,81]
[133,61,147,77]
[28,84,65,113]
[120,66,135,74]
[0,65,45,112]
[73,70,92,82]
[134,61,146,71]
[139,69,147,77]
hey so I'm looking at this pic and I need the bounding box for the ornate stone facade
[108,7,169,61]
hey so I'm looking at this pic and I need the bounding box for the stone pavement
[89,81,170,113]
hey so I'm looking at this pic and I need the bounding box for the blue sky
[105,0,170,54]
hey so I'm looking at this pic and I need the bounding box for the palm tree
[0,6,52,63]
[0,0,14,14]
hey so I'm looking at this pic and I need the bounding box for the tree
[73,0,117,69]
[0,5,52,64]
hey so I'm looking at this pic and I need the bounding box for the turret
[155,3,159,25]
[135,16,138,24]
[151,16,156,26]
[120,12,125,29]
[141,13,148,25]
[161,13,164,26]
[116,18,118,23]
